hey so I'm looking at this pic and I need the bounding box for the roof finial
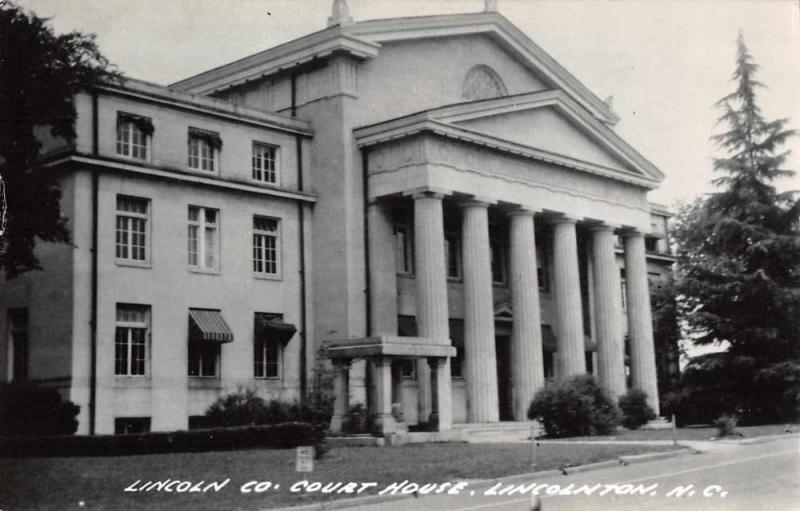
[484,0,499,12]
[328,0,353,27]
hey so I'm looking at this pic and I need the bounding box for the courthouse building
[1,1,675,435]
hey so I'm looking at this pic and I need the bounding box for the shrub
[618,389,656,430]
[0,382,80,436]
[205,387,267,428]
[527,374,621,438]
[342,403,371,434]
[0,422,321,458]
[714,414,739,437]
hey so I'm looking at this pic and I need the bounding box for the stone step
[641,417,673,430]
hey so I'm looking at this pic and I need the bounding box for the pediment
[428,90,663,182]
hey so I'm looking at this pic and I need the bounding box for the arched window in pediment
[462,65,507,101]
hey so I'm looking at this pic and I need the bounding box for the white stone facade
[1,4,676,435]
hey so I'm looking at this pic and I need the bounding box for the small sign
[295,446,314,473]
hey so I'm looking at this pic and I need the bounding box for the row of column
[369,191,660,426]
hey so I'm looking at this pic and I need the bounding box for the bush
[0,422,322,458]
[619,389,656,430]
[714,414,739,437]
[0,382,80,436]
[527,375,621,438]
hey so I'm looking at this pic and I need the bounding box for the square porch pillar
[330,359,350,434]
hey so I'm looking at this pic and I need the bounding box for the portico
[336,91,663,429]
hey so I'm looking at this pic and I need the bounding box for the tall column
[624,231,660,414]
[508,209,545,420]
[330,359,350,434]
[429,358,453,431]
[413,192,450,424]
[462,200,499,423]
[367,201,398,336]
[371,357,395,435]
[590,224,626,401]
[552,217,586,378]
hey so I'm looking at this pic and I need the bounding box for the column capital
[404,187,451,200]
[506,207,540,218]
[620,228,646,240]
[459,199,492,210]
[550,215,580,226]
[586,222,620,233]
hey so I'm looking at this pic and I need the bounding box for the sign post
[295,445,315,474]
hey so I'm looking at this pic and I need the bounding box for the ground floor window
[115,304,149,376]
[188,343,219,377]
[254,337,281,379]
[114,417,151,435]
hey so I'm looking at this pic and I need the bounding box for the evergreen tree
[0,2,119,277]
[673,34,800,422]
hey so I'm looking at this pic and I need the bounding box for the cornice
[170,27,380,95]
[355,114,661,189]
[46,154,317,204]
[97,79,312,136]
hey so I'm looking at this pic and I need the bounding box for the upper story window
[394,224,413,275]
[188,127,222,172]
[188,206,219,271]
[115,304,149,376]
[116,195,149,263]
[444,231,461,279]
[252,142,279,184]
[536,243,549,292]
[462,65,507,101]
[490,238,506,285]
[253,216,280,276]
[116,112,153,160]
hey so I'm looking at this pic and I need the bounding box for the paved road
[349,437,799,511]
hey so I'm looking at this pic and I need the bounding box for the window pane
[115,327,129,375]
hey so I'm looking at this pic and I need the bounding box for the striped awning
[189,309,234,343]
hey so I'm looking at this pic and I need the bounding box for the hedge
[0,421,323,458]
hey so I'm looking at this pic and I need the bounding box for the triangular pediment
[427,90,663,182]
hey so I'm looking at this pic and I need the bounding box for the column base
[370,413,396,435]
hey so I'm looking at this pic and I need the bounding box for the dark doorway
[495,335,513,421]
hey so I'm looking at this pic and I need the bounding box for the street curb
[266,447,693,511]
[736,433,799,446]
[619,448,696,464]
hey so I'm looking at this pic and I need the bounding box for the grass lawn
[1,442,677,510]
[565,423,799,442]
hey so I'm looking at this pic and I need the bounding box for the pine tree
[0,2,119,277]
[673,34,800,422]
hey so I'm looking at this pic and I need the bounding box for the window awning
[189,309,233,343]
[254,313,297,344]
[188,127,223,149]
[118,111,154,135]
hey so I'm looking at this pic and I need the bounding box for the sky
[17,0,800,209]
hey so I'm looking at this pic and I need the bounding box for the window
[115,305,149,376]
[400,360,416,379]
[620,269,627,309]
[115,417,151,435]
[253,216,280,276]
[252,143,279,184]
[645,237,659,253]
[462,65,507,101]
[188,343,219,377]
[490,238,506,285]
[116,112,151,160]
[444,232,461,279]
[187,128,221,172]
[254,335,281,379]
[394,224,413,274]
[116,195,149,263]
[8,308,28,381]
[536,243,549,292]
[188,206,219,270]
